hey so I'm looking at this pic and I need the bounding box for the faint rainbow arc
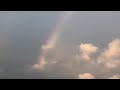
[33,11,76,70]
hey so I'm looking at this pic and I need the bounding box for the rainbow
[32,11,76,70]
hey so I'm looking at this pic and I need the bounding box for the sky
[0,11,120,79]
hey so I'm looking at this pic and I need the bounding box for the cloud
[100,39,120,59]
[78,73,95,79]
[104,60,120,69]
[29,38,120,78]
[98,39,120,69]
[31,56,47,71]
[108,74,120,79]
[78,43,98,60]
[76,38,120,69]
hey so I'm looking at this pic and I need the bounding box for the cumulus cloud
[78,43,98,60]
[76,38,120,69]
[98,39,120,69]
[100,39,120,59]
[78,73,95,79]
[30,38,120,79]
[108,74,120,79]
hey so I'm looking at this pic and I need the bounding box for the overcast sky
[0,11,120,79]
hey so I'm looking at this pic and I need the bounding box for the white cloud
[98,39,120,69]
[101,39,120,59]
[78,73,95,79]
[108,74,120,79]
[79,43,98,60]
[30,38,120,79]
[76,38,120,71]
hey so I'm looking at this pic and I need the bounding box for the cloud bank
[29,38,120,79]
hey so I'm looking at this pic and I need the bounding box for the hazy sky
[0,11,120,79]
